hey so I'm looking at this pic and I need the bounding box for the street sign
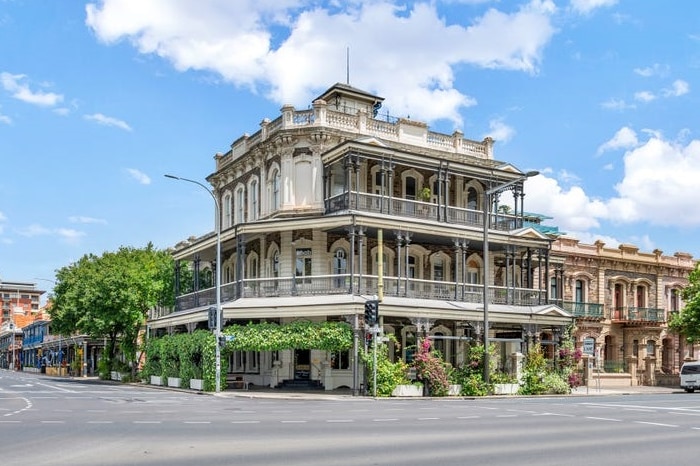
[583,337,595,356]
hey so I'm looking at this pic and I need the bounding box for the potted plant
[419,187,432,202]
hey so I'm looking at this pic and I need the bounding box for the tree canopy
[50,244,174,373]
[670,264,700,343]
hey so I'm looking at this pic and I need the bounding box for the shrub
[413,338,450,396]
[360,339,410,396]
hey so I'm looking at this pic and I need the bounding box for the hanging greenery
[222,321,353,351]
[141,321,352,391]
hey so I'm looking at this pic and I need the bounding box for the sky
[2,0,700,297]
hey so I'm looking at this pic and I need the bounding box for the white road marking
[326,419,354,423]
[634,421,678,428]
[585,417,621,422]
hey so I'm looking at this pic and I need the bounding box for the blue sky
[2,0,700,294]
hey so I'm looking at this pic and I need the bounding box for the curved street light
[165,174,222,393]
[482,170,539,384]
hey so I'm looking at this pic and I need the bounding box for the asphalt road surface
[1,370,699,465]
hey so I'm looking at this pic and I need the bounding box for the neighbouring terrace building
[550,237,695,386]
[148,82,696,391]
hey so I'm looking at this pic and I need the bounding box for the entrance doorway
[294,349,310,380]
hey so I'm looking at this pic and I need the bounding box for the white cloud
[600,98,635,111]
[68,216,108,225]
[634,90,655,102]
[0,105,10,124]
[570,0,618,15]
[661,79,689,97]
[609,137,700,226]
[526,134,700,235]
[84,113,132,131]
[126,168,151,185]
[484,118,515,143]
[56,228,86,244]
[85,0,558,126]
[596,126,638,155]
[0,72,64,107]
[17,224,52,237]
[633,63,669,78]
[0,211,6,222]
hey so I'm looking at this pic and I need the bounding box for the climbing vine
[221,321,353,351]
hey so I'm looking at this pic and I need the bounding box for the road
[1,370,699,465]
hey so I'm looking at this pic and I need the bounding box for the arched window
[405,176,416,200]
[271,169,280,211]
[223,192,232,229]
[575,280,585,302]
[636,285,646,308]
[332,248,347,288]
[249,179,259,221]
[272,251,280,278]
[467,187,478,210]
[671,289,679,312]
[433,256,444,282]
[235,187,245,224]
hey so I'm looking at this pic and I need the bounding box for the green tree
[670,264,700,345]
[50,244,174,378]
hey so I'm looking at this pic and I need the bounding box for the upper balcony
[326,191,525,231]
[610,307,666,324]
[560,301,604,320]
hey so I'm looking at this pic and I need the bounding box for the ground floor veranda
[148,293,574,391]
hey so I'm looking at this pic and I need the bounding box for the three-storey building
[150,83,574,390]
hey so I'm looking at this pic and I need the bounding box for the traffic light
[207,306,217,330]
[364,300,379,326]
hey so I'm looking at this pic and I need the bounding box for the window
[332,249,347,288]
[229,351,260,373]
[433,256,444,282]
[330,350,350,369]
[250,179,258,221]
[296,248,312,284]
[575,280,584,302]
[272,169,281,211]
[235,187,245,223]
[272,251,280,278]
[636,285,646,308]
[223,192,232,229]
[407,255,416,291]
[671,289,679,312]
[550,277,558,300]
[405,176,416,200]
[374,170,384,195]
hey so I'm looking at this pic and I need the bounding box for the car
[680,361,700,392]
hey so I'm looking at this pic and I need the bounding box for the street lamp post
[165,174,222,393]
[482,170,539,384]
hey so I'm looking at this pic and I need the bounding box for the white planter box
[110,371,122,381]
[391,384,423,397]
[449,384,462,396]
[150,375,162,386]
[493,383,519,395]
[189,379,203,390]
[167,377,181,388]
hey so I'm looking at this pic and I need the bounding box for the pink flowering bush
[413,338,451,396]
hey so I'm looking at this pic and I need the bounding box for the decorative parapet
[551,236,695,271]
[215,102,491,171]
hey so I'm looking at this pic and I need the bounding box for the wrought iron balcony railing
[562,301,604,319]
[610,307,666,323]
[158,274,548,318]
[326,192,524,231]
